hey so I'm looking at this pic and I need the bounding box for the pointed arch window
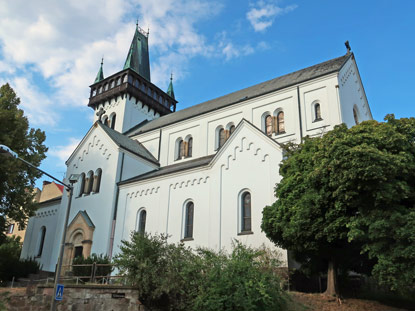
[314,103,322,121]
[37,226,46,257]
[276,111,285,134]
[241,192,251,232]
[137,210,147,234]
[184,202,194,239]
[93,168,102,193]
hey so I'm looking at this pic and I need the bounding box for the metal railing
[60,263,127,285]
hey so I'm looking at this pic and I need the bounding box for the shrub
[0,236,40,285]
[114,233,287,311]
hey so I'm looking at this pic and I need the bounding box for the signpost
[55,284,64,301]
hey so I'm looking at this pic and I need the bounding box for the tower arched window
[241,192,251,232]
[276,111,285,134]
[78,173,85,197]
[137,210,147,234]
[84,171,94,195]
[110,113,116,130]
[187,137,193,158]
[93,168,102,193]
[265,115,273,136]
[184,202,194,239]
[314,103,322,121]
[37,226,46,257]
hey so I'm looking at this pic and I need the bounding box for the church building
[21,25,372,272]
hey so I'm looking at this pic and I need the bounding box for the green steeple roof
[167,73,175,99]
[94,58,104,83]
[123,24,151,81]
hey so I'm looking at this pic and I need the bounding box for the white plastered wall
[113,121,287,264]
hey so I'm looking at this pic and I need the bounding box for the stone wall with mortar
[0,285,144,311]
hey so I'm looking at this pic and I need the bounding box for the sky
[0,0,414,188]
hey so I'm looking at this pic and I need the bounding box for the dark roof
[98,122,159,165]
[127,54,351,136]
[119,155,214,185]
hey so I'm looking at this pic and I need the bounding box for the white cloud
[0,0,276,127]
[49,137,81,163]
[247,1,297,32]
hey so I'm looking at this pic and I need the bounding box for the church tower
[88,25,177,133]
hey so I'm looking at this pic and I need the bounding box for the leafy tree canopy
[262,115,415,293]
[0,83,47,242]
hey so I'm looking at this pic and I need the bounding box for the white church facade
[21,26,372,272]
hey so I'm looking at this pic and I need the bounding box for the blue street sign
[55,284,64,301]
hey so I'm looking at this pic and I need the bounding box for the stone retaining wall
[0,285,145,311]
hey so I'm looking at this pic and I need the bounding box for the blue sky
[0,0,414,188]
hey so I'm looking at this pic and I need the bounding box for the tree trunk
[324,259,339,296]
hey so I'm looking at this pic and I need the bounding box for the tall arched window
[176,139,184,160]
[314,103,322,121]
[37,226,46,257]
[353,106,359,125]
[85,171,94,195]
[276,111,285,134]
[184,202,194,239]
[218,128,226,148]
[137,210,147,234]
[241,192,251,232]
[78,173,85,197]
[187,137,193,158]
[265,115,273,136]
[229,125,236,135]
[110,114,116,129]
[93,168,102,193]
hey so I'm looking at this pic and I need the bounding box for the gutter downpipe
[297,86,303,142]
[108,151,125,259]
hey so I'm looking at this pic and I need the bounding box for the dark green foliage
[114,233,287,311]
[262,115,415,292]
[0,83,47,240]
[72,253,113,282]
[0,236,40,285]
[193,243,286,311]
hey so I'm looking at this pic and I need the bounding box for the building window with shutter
[183,202,194,240]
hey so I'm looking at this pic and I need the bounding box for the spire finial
[147,27,150,36]
[170,72,173,81]
[101,57,104,66]
[345,40,351,54]
[136,19,139,28]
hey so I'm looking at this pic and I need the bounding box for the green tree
[0,83,47,241]
[262,116,415,295]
